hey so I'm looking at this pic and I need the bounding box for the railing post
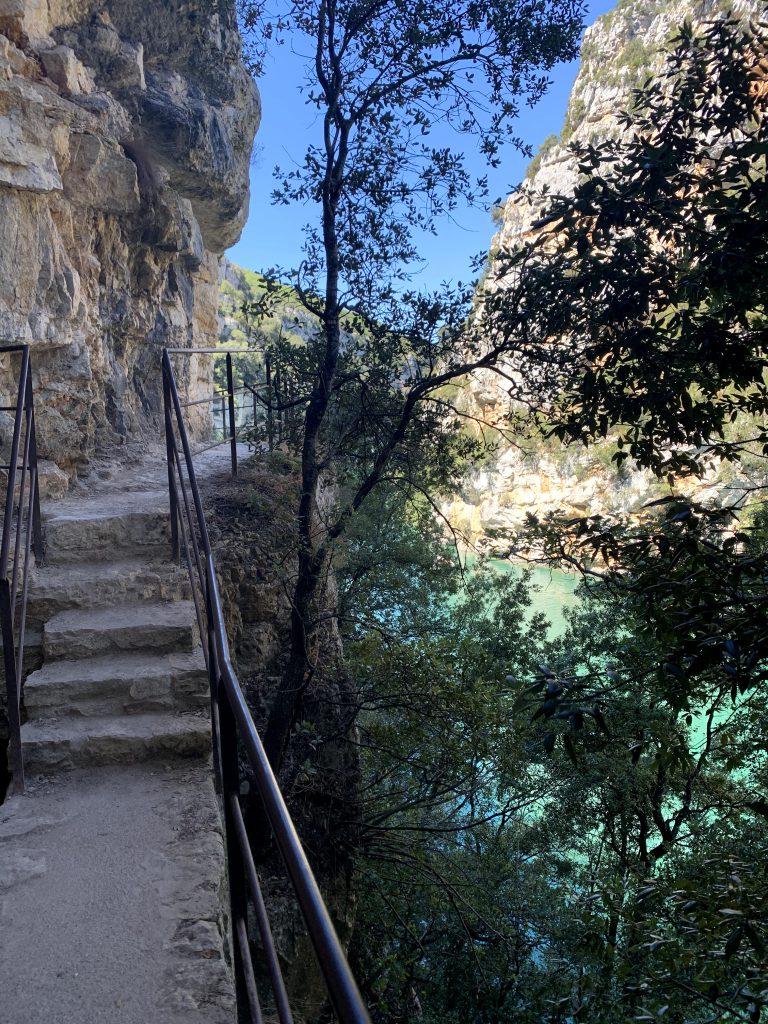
[25,372,43,563]
[16,468,35,687]
[274,362,283,445]
[1,578,23,792]
[162,353,180,561]
[0,348,28,579]
[226,352,237,478]
[265,353,274,453]
[204,561,223,796]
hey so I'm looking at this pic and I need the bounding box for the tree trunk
[262,82,346,770]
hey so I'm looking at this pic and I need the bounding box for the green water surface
[464,555,580,637]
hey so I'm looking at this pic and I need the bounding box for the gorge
[1,0,766,1022]
[443,0,767,557]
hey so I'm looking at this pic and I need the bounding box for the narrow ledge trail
[0,446,246,1024]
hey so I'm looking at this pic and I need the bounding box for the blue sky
[228,0,617,290]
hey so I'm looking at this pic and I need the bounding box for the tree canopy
[479,15,768,711]
[482,16,768,477]
[237,0,587,769]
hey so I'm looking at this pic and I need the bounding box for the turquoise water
[465,556,580,637]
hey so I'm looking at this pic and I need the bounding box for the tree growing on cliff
[463,19,768,1020]
[237,0,587,769]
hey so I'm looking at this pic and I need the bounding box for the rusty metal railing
[162,347,370,1024]
[0,345,43,794]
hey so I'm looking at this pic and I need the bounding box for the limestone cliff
[0,0,260,489]
[448,0,765,556]
[495,0,760,252]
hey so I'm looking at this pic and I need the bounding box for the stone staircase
[0,458,238,1024]
[19,484,211,776]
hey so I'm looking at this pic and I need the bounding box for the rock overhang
[0,0,260,478]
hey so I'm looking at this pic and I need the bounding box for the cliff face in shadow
[0,0,260,490]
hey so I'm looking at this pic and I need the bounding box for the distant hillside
[218,258,316,351]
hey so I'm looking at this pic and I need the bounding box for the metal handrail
[164,346,260,354]
[161,348,370,1024]
[165,346,277,472]
[165,345,301,458]
[164,347,242,476]
[0,344,43,793]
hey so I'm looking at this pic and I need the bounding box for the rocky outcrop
[450,0,764,554]
[442,439,762,558]
[444,448,653,556]
[0,0,260,485]
[495,0,760,252]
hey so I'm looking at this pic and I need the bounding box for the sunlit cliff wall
[0,0,260,490]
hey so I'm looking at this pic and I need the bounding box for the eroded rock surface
[0,0,260,482]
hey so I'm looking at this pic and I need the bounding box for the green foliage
[560,95,586,143]
[525,132,560,180]
[582,33,657,90]
[600,0,675,31]
[343,484,768,1021]
[458,19,768,1019]
[486,18,768,478]
[481,14,768,719]
[218,264,311,359]
[340,17,768,1022]
[618,34,653,74]
[490,201,506,226]
[525,558,768,1021]
[216,263,321,444]
[339,494,566,1021]
[233,7,768,1022]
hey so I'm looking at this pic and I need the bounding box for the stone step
[43,490,171,564]
[43,601,199,660]
[20,713,212,774]
[24,650,208,719]
[26,559,191,626]
[0,626,43,683]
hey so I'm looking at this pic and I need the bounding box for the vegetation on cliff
[456,16,768,1021]
[224,4,768,1022]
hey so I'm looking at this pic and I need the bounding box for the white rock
[40,45,94,95]
[0,115,63,193]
